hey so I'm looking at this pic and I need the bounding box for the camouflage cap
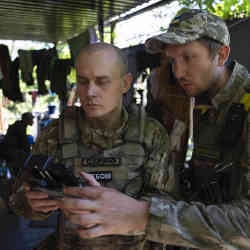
[145,9,230,53]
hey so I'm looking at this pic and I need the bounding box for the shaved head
[76,42,128,76]
[74,42,132,129]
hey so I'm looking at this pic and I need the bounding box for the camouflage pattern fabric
[10,59,250,249]
[10,107,172,250]
[145,9,230,54]
[144,61,250,249]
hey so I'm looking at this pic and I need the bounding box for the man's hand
[23,183,59,213]
[59,172,150,239]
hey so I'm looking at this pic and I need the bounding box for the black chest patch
[81,157,121,167]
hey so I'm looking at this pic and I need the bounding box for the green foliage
[213,0,250,19]
[68,67,76,84]
[178,0,250,19]
[57,41,71,59]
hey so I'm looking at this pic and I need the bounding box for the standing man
[144,9,250,248]
[1,112,34,175]
[58,10,250,249]
[9,43,172,250]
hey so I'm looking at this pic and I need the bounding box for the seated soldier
[9,43,171,250]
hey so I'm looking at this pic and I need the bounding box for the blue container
[48,105,56,115]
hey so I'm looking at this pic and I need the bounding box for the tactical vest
[57,109,148,250]
[187,77,250,204]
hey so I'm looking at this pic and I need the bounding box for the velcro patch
[90,171,112,184]
[81,157,121,167]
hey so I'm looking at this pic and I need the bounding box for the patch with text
[90,171,112,184]
[81,157,121,167]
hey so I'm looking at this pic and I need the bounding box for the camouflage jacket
[145,61,250,250]
[10,107,173,250]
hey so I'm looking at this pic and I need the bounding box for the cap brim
[145,30,201,54]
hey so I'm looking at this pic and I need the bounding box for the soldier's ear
[121,73,132,94]
[217,45,230,66]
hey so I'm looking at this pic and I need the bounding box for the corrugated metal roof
[0,0,158,42]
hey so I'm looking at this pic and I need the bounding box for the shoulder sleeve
[32,119,60,156]
[142,117,175,194]
[9,119,60,220]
